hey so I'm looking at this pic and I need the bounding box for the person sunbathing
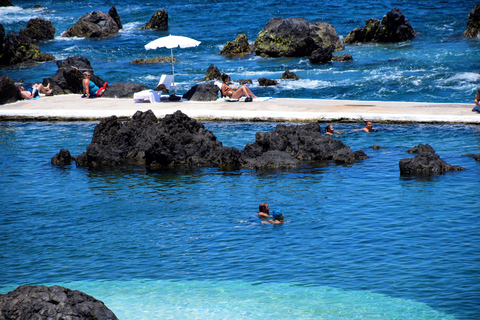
[221,73,257,100]
[17,83,53,99]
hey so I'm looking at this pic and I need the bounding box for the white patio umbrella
[145,35,201,95]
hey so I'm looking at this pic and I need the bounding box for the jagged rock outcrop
[72,111,367,170]
[0,25,55,66]
[182,84,219,101]
[102,82,148,98]
[280,70,300,80]
[344,8,416,43]
[0,0,13,6]
[258,78,278,86]
[75,110,242,168]
[141,9,168,30]
[220,34,253,57]
[130,56,175,64]
[108,5,122,30]
[204,64,221,81]
[399,144,465,176]
[254,17,343,58]
[43,56,106,95]
[51,149,75,165]
[464,2,480,38]
[0,285,118,320]
[62,11,119,38]
[241,122,368,166]
[310,44,335,64]
[0,76,19,104]
[19,18,55,40]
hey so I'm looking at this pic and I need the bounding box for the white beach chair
[157,74,176,95]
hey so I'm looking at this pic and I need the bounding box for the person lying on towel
[221,73,257,100]
[17,83,53,100]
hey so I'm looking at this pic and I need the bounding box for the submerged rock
[220,34,253,57]
[51,149,75,165]
[130,56,175,64]
[399,144,465,176]
[19,18,55,40]
[464,2,480,38]
[62,11,119,38]
[344,8,416,44]
[0,285,118,320]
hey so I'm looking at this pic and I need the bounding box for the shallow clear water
[0,0,479,102]
[1,120,479,319]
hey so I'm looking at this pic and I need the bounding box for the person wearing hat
[261,210,284,224]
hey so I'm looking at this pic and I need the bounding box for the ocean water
[0,0,479,103]
[1,120,480,319]
[1,1,480,319]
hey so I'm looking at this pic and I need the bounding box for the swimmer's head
[272,210,283,221]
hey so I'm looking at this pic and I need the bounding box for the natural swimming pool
[1,120,479,319]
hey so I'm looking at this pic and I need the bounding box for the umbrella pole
[171,48,175,96]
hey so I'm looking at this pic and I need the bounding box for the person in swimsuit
[258,202,270,218]
[473,86,480,113]
[17,83,52,99]
[324,125,334,135]
[221,73,257,100]
[352,121,374,133]
[261,210,284,224]
[82,71,99,98]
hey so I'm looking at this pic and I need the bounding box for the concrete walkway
[1,95,479,123]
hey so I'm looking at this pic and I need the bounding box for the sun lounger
[133,90,160,103]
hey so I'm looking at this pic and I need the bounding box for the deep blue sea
[1,1,480,319]
[0,0,480,103]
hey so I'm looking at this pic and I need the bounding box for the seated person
[17,83,52,99]
[473,86,480,113]
[221,73,257,100]
[82,71,108,98]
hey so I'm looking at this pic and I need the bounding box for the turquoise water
[1,121,479,319]
[1,0,480,318]
[0,0,479,102]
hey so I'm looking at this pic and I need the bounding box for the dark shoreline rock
[103,82,148,98]
[220,34,253,57]
[399,144,465,176]
[43,56,106,95]
[344,8,416,44]
[62,11,119,38]
[51,149,75,165]
[464,2,480,38]
[0,25,55,66]
[130,56,175,64]
[254,17,343,58]
[182,84,219,101]
[72,110,367,170]
[0,76,19,104]
[204,64,221,81]
[19,18,55,40]
[0,285,118,320]
[280,70,300,80]
[141,9,168,30]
